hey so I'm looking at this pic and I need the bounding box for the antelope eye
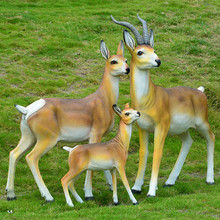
[125,112,130,116]
[111,60,118,65]
[137,51,144,56]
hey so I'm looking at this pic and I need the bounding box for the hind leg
[25,137,58,202]
[196,123,215,184]
[61,171,75,207]
[62,169,84,207]
[165,131,193,186]
[6,121,36,200]
[68,178,83,203]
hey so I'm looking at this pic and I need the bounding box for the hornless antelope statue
[61,103,140,207]
[111,15,215,197]
[6,40,130,202]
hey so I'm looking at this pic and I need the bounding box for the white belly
[58,126,91,142]
[137,113,195,136]
[168,114,195,135]
[88,159,114,171]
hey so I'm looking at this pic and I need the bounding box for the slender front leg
[147,124,169,197]
[117,165,138,205]
[111,169,118,205]
[132,127,149,193]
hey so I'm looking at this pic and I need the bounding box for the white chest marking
[134,68,149,102]
[59,126,91,142]
[136,113,155,132]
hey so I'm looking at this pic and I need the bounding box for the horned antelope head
[113,103,140,125]
[100,40,130,76]
[111,14,161,70]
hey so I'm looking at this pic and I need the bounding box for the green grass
[0,0,220,219]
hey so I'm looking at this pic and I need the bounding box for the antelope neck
[114,120,132,153]
[130,64,155,108]
[97,66,119,108]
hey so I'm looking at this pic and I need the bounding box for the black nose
[125,67,130,74]
[137,112,140,117]
[155,59,161,67]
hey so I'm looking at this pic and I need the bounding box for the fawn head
[100,40,130,76]
[111,14,161,70]
[113,103,140,125]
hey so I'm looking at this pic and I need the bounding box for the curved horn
[137,14,150,45]
[111,15,144,45]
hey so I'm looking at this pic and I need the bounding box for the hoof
[163,184,175,188]
[7,196,17,201]
[114,202,119,206]
[85,196,94,201]
[131,189,141,194]
[133,202,139,205]
[206,181,214,185]
[45,199,55,203]
[67,203,74,207]
[147,194,155,198]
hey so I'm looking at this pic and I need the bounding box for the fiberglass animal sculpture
[6,40,130,202]
[61,103,140,207]
[111,14,215,197]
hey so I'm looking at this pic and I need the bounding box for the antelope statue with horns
[111,14,215,197]
[6,40,130,202]
[61,103,140,207]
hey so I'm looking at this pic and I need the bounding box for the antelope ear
[149,29,154,48]
[124,103,130,109]
[112,104,122,117]
[100,40,110,60]
[123,30,135,52]
[117,40,124,57]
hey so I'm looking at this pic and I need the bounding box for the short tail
[63,145,79,153]
[63,146,73,152]
[197,86,205,93]
[15,104,28,115]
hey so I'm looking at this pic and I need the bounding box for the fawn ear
[117,40,124,57]
[149,29,154,48]
[123,30,135,52]
[100,40,110,60]
[124,103,130,109]
[112,104,122,117]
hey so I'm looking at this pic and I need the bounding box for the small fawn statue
[61,103,140,207]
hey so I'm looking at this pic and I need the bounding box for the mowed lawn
[0,0,219,219]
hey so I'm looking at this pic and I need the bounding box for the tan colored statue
[6,40,130,202]
[112,14,215,197]
[61,103,140,207]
